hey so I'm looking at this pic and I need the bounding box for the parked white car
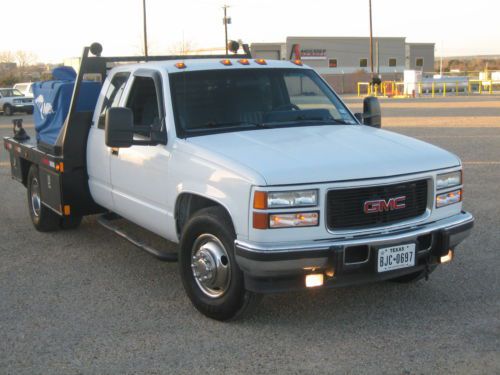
[0,88,34,115]
[13,82,34,98]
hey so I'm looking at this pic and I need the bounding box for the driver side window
[126,76,160,137]
[98,72,130,129]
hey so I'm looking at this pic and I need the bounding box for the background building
[251,36,435,93]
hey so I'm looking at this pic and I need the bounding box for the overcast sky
[4,0,500,62]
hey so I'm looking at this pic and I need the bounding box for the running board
[97,213,178,262]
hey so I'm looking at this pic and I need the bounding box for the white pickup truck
[4,44,474,320]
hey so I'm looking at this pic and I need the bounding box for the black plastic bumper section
[241,215,474,294]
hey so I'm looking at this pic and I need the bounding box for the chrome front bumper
[235,211,474,279]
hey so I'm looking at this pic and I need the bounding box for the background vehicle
[13,82,34,98]
[3,44,474,320]
[0,88,34,115]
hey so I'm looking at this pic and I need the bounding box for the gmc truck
[3,44,474,320]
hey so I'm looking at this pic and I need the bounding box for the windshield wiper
[202,121,267,129]
[267,118,350,126]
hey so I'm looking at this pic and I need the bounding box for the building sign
[300,49,327,60]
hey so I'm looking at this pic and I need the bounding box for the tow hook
[424,259,431,281]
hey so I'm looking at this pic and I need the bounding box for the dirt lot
[1,95,499,374]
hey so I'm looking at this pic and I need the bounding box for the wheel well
[20,158,32,186]
[175,193,234,239]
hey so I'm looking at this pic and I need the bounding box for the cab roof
[114,58,310,74]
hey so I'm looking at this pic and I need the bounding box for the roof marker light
[220,59,232,66]
[292,59,303,66]
[238,59,250,65]
[175,62,186,69]
[255,58,267,65]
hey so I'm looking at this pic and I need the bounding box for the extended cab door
[87,71,130,209]
[108,69,172,238]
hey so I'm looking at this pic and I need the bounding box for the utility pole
[143,0,148,58]
[222,4,231,55]
[369,0,374,76]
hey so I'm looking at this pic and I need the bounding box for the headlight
[436,171,462,190]
[13,99,22,104]
[436,189,462,208]
[254,189,318,209]
[269,212,319,228]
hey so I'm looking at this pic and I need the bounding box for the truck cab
[4,45,474,320]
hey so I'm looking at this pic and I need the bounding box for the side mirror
[105,107,134,148]
[362,96,381,128]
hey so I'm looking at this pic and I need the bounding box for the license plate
[377,244,415,273]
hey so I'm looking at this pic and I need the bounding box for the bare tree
[0,51,15,63]
[167,40,197,55]
[15,51,37,68]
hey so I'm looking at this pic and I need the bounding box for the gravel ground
[0,96,499,374]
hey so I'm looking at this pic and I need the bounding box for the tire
[4,104,13,116]
[27,165,60,232]
[179,206,262,321]
[389,265,436,283]
[60,215,83,230]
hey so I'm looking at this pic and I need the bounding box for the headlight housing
[255,189,318,209]
[436,171,462,190]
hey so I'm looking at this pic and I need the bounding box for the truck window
[170,68,355,137]
[126,76,161,138]
[283,72,342,120]
[98,72,130,129]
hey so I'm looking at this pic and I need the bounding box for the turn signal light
[269,212,319,228]
[255,58,267,65]
[305,274,324,288]
[436,189,462,208]
[175,62,187,69]
[253,191,267,209]
[253,212,268,229]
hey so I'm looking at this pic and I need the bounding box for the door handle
[111,148,119,156]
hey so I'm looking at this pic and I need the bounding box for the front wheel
[4,104,13,116]
[179,207,261,321]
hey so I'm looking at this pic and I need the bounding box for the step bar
[97,213,178,262]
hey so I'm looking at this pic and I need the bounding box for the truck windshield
[170,68,356,137]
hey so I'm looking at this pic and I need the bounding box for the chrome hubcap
[191,234,231,298]
[31,178,41,217]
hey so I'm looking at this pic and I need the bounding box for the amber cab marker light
[238,59,250,65]
[253,191,267,209]
[292,59,303,66]
[220,59,232,66]
[175,62,186,69]
[255,58,267,65]
[253,212,269,229]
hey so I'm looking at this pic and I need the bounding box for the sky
[3,0,500,63]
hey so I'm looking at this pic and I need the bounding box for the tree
[15,50,37,68]
[0,51,15,63]
[167,40,197,55]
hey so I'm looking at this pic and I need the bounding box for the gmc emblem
[364,196,406,213]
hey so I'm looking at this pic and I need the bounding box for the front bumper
[235,211,474,293]
[12,104,33,113]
